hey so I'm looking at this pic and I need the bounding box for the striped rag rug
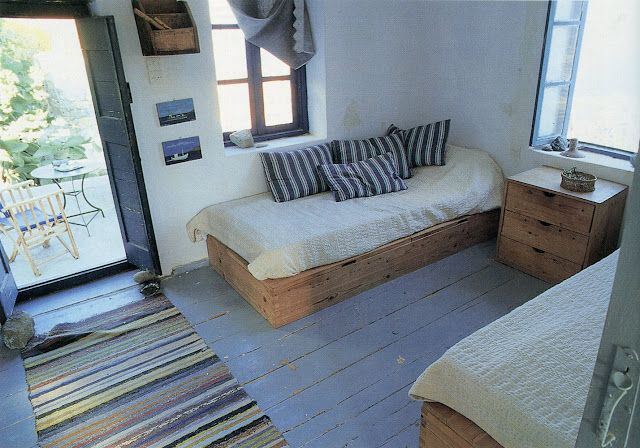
[21,294,288,448]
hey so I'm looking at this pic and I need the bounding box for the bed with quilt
[410,250,619,448]
[187,123,504,327]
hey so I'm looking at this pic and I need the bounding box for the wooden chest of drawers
[496,166,627,283]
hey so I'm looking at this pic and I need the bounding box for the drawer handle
[538,220,552,227]
[542,191,556,198]
[532,247,545,254]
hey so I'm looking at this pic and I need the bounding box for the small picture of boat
[156,98,196,127]
[168,153,189,162]
[162,136,202,166]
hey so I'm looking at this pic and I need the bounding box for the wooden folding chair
[0,180,79,276]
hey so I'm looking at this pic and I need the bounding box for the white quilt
[186,145,503,280]
[409,251,619,448]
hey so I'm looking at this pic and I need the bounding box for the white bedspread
[410,251,619,448]
[186,145,503,280]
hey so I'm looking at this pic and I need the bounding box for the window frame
[531,1,634,159]
[530,0,589,147]
[211,23,308,146]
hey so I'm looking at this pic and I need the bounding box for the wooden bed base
[207,209,500,328]
[420,402,503,448]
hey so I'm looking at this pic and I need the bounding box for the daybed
[410,250,619,448]
[187,145,504,327]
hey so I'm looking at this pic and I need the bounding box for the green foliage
[0,20,89,183]
[0,135,90,182]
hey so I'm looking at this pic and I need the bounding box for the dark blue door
[0,241,18,324]
[77,17,160,273]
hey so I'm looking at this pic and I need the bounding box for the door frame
[1,3,160,299]
[0,1,89,19]
[16,260,132,301]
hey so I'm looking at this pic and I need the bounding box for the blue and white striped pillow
[386,124,405,142]
[318,152,408,202]
[260,144,333,202]
[331,134,411,179]
[387,119,451,167]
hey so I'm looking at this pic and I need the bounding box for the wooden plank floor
[0,241,549,447]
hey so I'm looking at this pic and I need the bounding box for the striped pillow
[386,119,451,167]
[318,152,408,202]
[260,144,333,202]
[331,134,411,179]
[386,123,405,141]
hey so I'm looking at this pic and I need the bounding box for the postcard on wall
[156,98,196,126]
[162,136,202,165]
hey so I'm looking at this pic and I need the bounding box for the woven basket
[561,169,596,192]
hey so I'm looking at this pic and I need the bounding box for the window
[209,0,308,144]
[531,0,640,154]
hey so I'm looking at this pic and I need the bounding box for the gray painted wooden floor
[0,241,549,448]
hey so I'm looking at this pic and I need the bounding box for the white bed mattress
[186,145,503,280]
[409,251,619,448]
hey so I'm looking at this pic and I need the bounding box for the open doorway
[0,18,126,289]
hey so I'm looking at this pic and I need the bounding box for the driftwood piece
[134,8,169,30]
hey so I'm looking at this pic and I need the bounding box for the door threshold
[17,260,133,301]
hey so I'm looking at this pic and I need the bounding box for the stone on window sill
[224,134,326,157]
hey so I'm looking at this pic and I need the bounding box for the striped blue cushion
[386,119,451,167]
[386,123,405,141]
[406,119,450,166]
[0,208,62,232]
[330,134,411,179]
[318,152,408,202]
[260,144,333,202]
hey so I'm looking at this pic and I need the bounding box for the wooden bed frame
[206,209,500,328]
[421,402,503,448]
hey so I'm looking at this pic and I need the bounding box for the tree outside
[0,18,103,184]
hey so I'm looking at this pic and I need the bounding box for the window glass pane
[568,0,640,152]
[263,81,293,126]
[538,84,569,137]
[212,29,247,80]
[260,49,290,77]
[546,25,578,82]
[209,0,237,25]
[217,83,251,132]
[554,0,583,22]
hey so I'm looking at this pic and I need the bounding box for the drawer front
[505,182,595,234]
[501,210,589,264]
[497,237,581,284]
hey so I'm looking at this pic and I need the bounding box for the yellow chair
[0,180,79,276]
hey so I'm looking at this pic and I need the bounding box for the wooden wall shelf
[132,0,200,56]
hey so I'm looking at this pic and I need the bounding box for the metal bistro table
[31,160,106,236]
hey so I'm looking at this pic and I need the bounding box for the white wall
[322,0,424,140]
[89,0,444,274]
[90,0,268,274]
[410,1,634,187]
[90,1,632,274]
[410,0,548,177]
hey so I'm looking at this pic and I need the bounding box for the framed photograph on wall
[162,136,202,165]
[156,98,196,126]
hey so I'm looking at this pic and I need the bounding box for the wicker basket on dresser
[496,166,627,283]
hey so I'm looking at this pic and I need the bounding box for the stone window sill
[224,134,327,157]
[529,146,634,174]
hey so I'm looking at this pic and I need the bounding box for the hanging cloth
[228,0,315,69]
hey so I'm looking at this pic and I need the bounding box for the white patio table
[31,159,106,236]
